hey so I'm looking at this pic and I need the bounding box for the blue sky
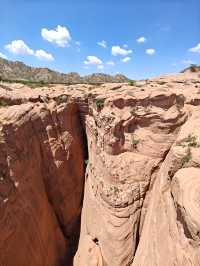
[0,0,200,79]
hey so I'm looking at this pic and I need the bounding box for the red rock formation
[0,101,85,266]
[0,71,200,266]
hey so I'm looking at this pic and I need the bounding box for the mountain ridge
[0,57,129,84]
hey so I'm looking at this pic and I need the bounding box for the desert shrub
[96,98,104,109]
[176,134,200,148]
[55,95,68,104]
[180,148,192,168]
[132,135,140,148]
[128,80,136,86]
[94,128,98,137]
[0,78,53,88]
[0,100,8,107]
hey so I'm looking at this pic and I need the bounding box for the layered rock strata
[0,72,200,266]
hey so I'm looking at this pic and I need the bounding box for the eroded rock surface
[0,71,200,266]
[0,101,85,265]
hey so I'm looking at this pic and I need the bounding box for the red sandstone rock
[0,101,85,266]
[0,71,200,266]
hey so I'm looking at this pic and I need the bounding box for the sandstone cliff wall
[0,72,200,266]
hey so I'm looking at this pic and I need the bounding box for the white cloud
[106,60,115,66]
[5,40,54,61]
[41,25,71,47]
[97,40,107,48]
[97,65,104,70]
[84,56,102,65]
[5,40,34,55]
[0,52,7,59]
[122,57,131,63]
[123,44,128,48]
[189,43,200,54]
[35,49,54,61]
[146,48,155,55]
[137,36,146,43]
[111,46,132,57]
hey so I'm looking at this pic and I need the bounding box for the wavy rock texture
[0,71,200,266]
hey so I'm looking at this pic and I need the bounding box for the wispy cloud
[97,65,104,70]
[106,60,115,66]
[97,40,107,48]
[35,49,54,61]
[136,36,146,43]
[189,43,200,53]
[75,41,81,52]
[111,46,132,57]
[0,52,7,59]
[146,48,155,55]
[41,25,71,47]
[122,57,131,63]
[75,41,81,46]
[84,55,103,65]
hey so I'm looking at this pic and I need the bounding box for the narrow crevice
[68,109,89,264]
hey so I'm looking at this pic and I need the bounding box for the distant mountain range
[0,57,129,84]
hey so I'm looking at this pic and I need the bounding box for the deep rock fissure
[2,74,200,266]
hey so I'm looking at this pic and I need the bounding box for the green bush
[128,80,136,86]
[132,135,140,148]
[0,100,8,108]
[96,98,104,109]
[176,134,200,148]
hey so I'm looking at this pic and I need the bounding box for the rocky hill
[0,57,129,84]
[181,64,200,73]
[0,71,200,266]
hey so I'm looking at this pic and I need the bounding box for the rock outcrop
[0,71,200,266]
[0,100,85,265]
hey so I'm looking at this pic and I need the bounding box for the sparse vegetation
[0,77,50,88]
[94,128,98,137]
[113,186,119,195]
[176,134,200,148]
[55,95,68,104]
[0,99,8,108]
[84,159,89,165]
[96,98,104,109]
[132,135,140,148]
[180,148,192,168]
[130,106,138,115]
[128,80,136,86]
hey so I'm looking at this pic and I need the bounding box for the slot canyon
[1,72,200,266]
